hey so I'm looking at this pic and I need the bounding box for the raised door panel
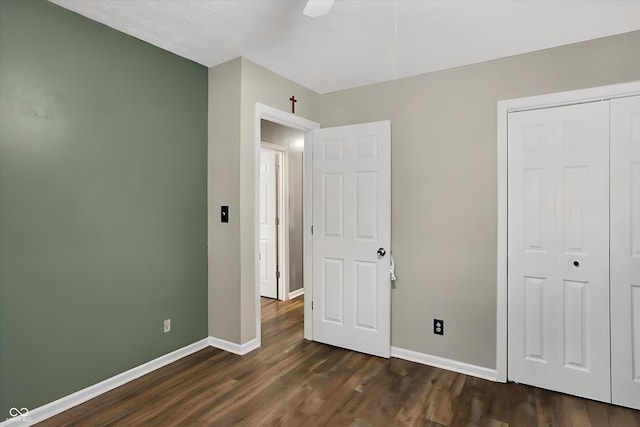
[322,173,344,239]
[355,172,378,241]
[563,280,587,370]
[523,169,549,252]
[632,286,640,382]
[523,276,545,362]
[259,240,269,281]
[561,167,587,254]
[354,261,378,331]
[322,258,344,324]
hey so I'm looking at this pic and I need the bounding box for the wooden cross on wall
[289,96,297,114]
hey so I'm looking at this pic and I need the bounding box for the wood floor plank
[37,297,640,426]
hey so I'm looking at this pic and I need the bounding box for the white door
[507,102,611,402]
[260,149,277,299]
[611,95,640,410]
[311,121,391,358]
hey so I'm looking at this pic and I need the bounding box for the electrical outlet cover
[434,319,444,335]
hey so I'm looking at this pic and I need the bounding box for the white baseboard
[390,346,497,382]
[1,336,263,426]
[288,288,304,299]
[0,338,210,427]
[208,336,260,355]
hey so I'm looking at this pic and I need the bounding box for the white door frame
[261,142,289,301]
[255,103,320,343]
[496,80,640,382]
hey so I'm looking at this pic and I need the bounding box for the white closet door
[259,149,277,299]
[508,101,611,402]
[611,95,640,410]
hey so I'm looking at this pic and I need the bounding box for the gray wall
[261,120,305,293]
[208,58,319,343]
[0,0,208,416]
[320,30,640,369]
[208,58,242,342]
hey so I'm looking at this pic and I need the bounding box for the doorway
[260,121,305,301]
[254,105,392,357]
[254,104,319,343]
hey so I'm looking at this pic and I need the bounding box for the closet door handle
[573,261,580,267]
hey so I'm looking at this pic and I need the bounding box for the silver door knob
[377,248,386,258]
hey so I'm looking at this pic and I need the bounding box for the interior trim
[0,338,210,427]
[254,103,320,344]
[289,288,304,299]
[208,336,260,355]
[391,346,497,382]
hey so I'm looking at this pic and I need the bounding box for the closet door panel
[611,95,640,410]
[508,101,611,402]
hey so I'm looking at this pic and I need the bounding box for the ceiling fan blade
[303,0,335,18]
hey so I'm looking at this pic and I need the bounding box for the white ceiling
[49,0,640,94]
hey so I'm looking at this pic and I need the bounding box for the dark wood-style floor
[39,297,639,426]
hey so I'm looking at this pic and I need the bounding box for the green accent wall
[0,0,208,416]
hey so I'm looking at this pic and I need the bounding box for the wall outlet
[434,319,444,335]
[163,319,171,333]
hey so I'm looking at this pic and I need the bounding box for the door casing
[496,81,640,382]
[254,104,319,344]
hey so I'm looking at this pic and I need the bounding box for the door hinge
[276,270,280,279]
[311,301,314,310]
[276,217,280,226]
[311,225,314,234]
